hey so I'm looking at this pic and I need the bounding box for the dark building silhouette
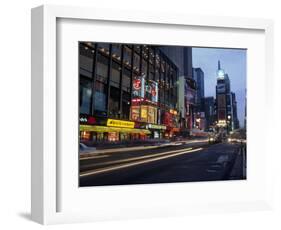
[204,96,215,130]
[215,60,234,131]
[193,67,205,112]
[231,92,240,129]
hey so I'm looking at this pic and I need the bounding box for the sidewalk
[228,144,247,179]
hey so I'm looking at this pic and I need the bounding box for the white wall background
[0,0,280,229]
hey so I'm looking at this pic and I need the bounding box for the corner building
[79,42,180,144]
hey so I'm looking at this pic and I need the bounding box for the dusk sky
[192,47,247,128]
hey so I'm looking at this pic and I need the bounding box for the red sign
[88,116,96,124]
[133,79,141,90]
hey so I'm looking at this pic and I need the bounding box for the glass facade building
[79,42,180,143]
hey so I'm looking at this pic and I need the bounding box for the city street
[79,139,246,186]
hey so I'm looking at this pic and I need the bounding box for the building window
[94,81,107,114]
[121,68,131,120]
[149,48,154,64]
[149,62,155,80]
[160,58,166,84]
[123,46,132,68]
[79,43,94,78]
[142,45,149,60]
[155,51,160,68]
[155,51,160,82]
[134,45,141,54]
[80,78,92,114]
[133,52,141,74]
[122,68,131,93]
[109,86,120,118]
[97,43,110,55]
[166,64,171,88]
[94,53,109,115]
[111,61,121,88]
[122,92,131,120]
[164,85,169,106]
[96,53,109,83]
[159,87,165,104]
[142,59,148,77]
[112,44,122,62]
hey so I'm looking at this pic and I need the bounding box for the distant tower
[215,61,234,131]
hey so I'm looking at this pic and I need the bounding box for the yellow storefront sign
[106,119,135,128]
[80,125,151,134]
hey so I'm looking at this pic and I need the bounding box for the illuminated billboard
[145,80,158,103]
[132,75,145,98]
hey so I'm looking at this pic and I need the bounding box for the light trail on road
[80,147,203,177]
[81,147,193,169]
[80,139,209,160]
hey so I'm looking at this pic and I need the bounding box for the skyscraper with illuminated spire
[215,60,234,131]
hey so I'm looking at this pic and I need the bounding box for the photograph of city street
[79,42,247,187]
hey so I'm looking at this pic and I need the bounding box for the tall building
[204,96,215,130]
[160,47,195,136]
[192,67,205,131]
[79,42,180,143]
[193,67,205,112]
[231,92,240,130]
[215,61,234,131]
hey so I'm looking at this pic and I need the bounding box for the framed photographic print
[31,5,274,225]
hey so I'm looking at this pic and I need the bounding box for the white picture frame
[31,5,274,225]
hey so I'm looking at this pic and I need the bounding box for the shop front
[80,118,151,143]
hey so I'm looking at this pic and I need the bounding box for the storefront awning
[80,125,151,134]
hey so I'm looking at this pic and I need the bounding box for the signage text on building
[107,119,135,128]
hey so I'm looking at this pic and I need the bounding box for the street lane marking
[80,146,161,160]
[80,148,203,177]
[80,154,110,159]
[80,147,193,169]
[80,139,209,160]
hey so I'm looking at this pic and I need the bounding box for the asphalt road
[79,141,246,187]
